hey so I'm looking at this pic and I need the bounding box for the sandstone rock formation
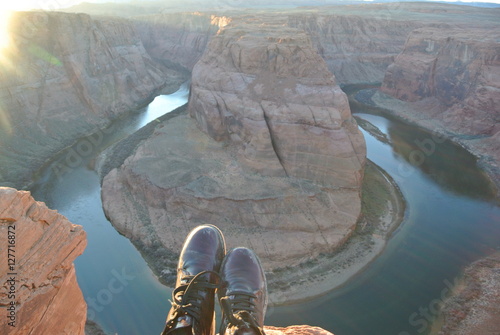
[379,27,500,188]
[382,27,500,135]
[189,20,365,187]
[0,187,87,335]
[0,11,184,189]
[437,252,500,335]
[101,19,365,287]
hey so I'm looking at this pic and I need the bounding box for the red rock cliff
[0,187,87,335]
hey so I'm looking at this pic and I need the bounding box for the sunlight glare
[0,11,13,52]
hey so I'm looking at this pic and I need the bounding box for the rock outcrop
[0,11,184,188]
[437,252,500,335]
[101,19,365,289]
[0,187,87,335]
[378,27,500,188]
[189,20,366,187]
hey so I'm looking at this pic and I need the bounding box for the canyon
[101,17,367,282]
[377,26,500,188]
[0,11,185,189]
[0,2,498,334]
[2,3,498,189]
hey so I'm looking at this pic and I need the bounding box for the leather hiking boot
[219,247,268,335]
[161,225,226,335]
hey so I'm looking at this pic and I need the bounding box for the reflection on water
[388,121,497,202]
[266,91,500,335]
[30,83,189,335]
[26,84,500,335]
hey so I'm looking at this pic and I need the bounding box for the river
[29,84,499,335]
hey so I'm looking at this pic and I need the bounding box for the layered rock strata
[287,13,419,85]
[287,3,499,85]
[102,21,365,284]
[0,187,87,335]
[379,27,500,188]
[0,11,183,188]
[134,12,231,72]
[189,21,365,187]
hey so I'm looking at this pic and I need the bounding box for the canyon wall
[378,27,500,186]
[0,187,87,335]
[101,18,366,287]
[287,13,419,85]
[132,8,420,85]
[134,12,231,72]
[381,27,500,136]
[287,3,499,85]
[0,11,184,189]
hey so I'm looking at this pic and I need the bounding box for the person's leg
[218,247,267,335]
[161,225,226,335]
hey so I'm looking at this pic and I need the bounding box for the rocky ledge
[0,187,87,335]
[101,18,366,297]
[437,251,500,335]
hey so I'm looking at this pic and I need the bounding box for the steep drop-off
[101,19,366,290]
[287,13,418,85]
[134,12,231,72]
[378,27,500,187]
[287,3,499,85]
[0,187,87,335]
[0,11,184,188]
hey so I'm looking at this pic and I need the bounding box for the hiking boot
[219,247,268,335]
[161,225,226,335]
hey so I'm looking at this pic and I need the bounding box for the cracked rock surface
[0,187,87,335]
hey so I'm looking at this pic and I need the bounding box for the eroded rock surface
[438,252,500,335]
[379,27,500,188]
[0,11,184,188]
[134,12,231,72]
[189,20,365,187]
[0,187,87,335]
[288,13,418,85]
[101,19,365,287]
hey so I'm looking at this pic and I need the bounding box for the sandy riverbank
[267,160,406,305]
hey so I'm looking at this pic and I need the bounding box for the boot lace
[220,291,265,335]
[162,270,221,334]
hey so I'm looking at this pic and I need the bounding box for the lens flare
[0,10,12,52]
